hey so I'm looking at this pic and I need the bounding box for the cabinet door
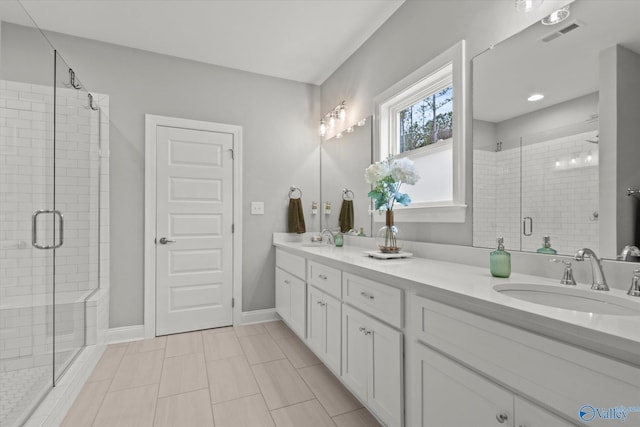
[289,277,306,338]
[323,292,341,375]
[515,396,575,427]
[369,316,403,427]
[416,343,513,427]
[341,305,370,401]
[307,286,324,356]
[275,268,291,322]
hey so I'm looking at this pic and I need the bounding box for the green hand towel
[288,198,306,234]
[339,199,354,233]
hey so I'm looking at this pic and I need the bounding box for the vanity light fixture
[318,101,347,136]
[527,93,544,101]
[542,5,570,25]
[319,119,327,137]
[515,0,544,12]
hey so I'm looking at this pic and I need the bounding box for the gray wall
[2,23,320,328]
[599,45,640,256]
[319,0,572,246]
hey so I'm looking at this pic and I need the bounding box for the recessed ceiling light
[542,5,570,25]
[527,93,544,102]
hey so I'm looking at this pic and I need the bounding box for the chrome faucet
[321,229,335,245]
[574,248,609,291]
[619,245,640,261]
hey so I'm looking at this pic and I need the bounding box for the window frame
[373,40,467,223]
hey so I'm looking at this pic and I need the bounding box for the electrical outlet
[251,201,265,215]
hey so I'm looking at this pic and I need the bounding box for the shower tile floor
[61,321,381,427]
[1,349,78,427]
[0,365,50,427]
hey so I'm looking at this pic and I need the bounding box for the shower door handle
[32,209,64,249]
[522,216,533,237]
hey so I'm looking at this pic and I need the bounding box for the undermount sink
[493,283,640,316]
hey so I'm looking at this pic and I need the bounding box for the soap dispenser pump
[490,237,511,278]
[537,235,557,255]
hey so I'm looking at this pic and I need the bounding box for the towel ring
[342,189,354,201]
[289,186,302,199]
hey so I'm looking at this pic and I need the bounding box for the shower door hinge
[232,297,235,308]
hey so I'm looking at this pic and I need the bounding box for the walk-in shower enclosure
[1,4,109,426]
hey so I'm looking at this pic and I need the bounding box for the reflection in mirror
[472,0,640,261]
[321,117,373,236]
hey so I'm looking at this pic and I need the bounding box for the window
[374,41,467,222]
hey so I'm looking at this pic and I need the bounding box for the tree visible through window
[399,86,453,153]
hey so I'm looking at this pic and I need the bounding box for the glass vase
[377,210,401,253]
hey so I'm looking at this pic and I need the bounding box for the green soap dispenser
[536,235,557,254]
[490,237,511,278]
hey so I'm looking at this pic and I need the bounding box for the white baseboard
[240,308,279,325]
[106,325,146,344]
[106,312,277,344]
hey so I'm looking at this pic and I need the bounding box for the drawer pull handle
[317,301,323,306]
[284,280,291,284]
[358,327,372,335]
[496,413,509,424]
[318,274,328,280]
[360,292,374,300]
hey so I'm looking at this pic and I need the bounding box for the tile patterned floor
[60,321,383,427]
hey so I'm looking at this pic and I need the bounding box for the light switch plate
[251,201,265,215]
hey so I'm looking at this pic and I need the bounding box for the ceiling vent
[540,20,584,43]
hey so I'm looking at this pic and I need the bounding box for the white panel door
[155,125,234,335]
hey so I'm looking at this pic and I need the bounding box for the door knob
[158,237,176,244]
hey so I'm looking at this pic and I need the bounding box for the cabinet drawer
[276,249,306,279]
[307,261,341,299]
[343,273,402,329]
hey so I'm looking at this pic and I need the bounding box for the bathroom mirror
[320,116,373,236]
[472,0,640,261]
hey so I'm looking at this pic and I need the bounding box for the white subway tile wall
[0,80,110,426]
[473,131,598,255]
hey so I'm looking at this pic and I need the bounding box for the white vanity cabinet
[307,284,342,374]
[410,295,639,426]
[342,286,404,427]
[416,343,574,427]
[275,249,306,338]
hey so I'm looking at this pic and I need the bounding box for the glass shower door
[52,52,100,381]
[0,5,56,424]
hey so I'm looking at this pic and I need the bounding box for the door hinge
[229,148,234,160]
[232,297,235,308]
[232,224,235,233]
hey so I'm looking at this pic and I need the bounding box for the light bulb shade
[339,106,347,121]
[329,112,336,128]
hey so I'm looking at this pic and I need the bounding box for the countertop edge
[273,241,640,367]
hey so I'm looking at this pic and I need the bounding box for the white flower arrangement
[365,156,420,211]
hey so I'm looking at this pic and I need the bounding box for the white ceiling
[473,0,640,123]
[2,0,405,85]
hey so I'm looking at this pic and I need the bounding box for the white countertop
[274,236,640,366]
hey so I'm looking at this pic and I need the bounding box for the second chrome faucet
[574,248,609,291]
